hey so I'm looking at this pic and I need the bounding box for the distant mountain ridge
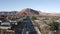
[0,8,60,16]
[16,8,60,16]
[17,8,39,16]
[0,11,17,15]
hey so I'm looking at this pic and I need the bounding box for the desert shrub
[31,16,37,20]
[49,22,59,31]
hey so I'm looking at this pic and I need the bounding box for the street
[22,16,37,34]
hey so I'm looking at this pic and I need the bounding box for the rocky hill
[17,8,40,16]
[18,8,60,16]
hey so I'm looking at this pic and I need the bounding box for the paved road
[22,16,37,34]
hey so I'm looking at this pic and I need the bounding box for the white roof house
[1,22,10,25]
[0,26,11,29]
[0,22,11,29]
[9,20,17,25]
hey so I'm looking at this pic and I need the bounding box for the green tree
[50,22,59,31]
[31,16,37,21]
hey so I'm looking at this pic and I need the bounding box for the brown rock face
[17,8,39,16]
[39,11,47,16]
[16,8,60,16]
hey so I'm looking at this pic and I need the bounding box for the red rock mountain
[17,8,60,16]
[17,8,40,16]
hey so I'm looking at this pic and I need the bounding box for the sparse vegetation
[49,22,59,31]
[31,16,37,20]
[32,16,60,34]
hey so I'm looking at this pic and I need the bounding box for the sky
[0,0,60,13]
